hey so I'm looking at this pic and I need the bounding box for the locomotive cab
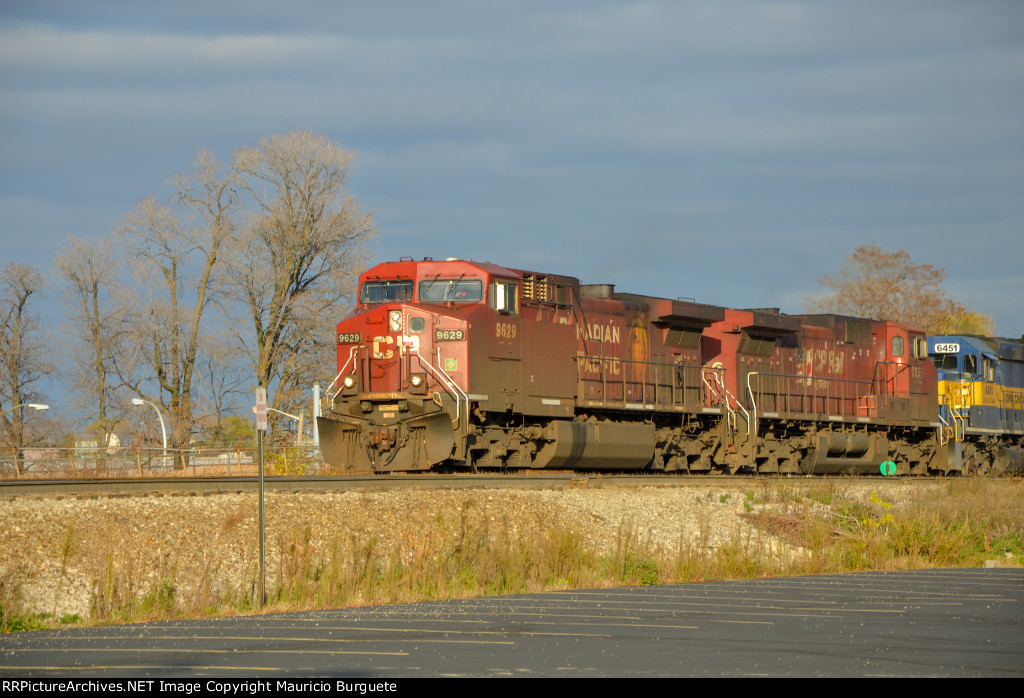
[317,258,521,472]
[928,335,1024,474]
[930,335,1003,431]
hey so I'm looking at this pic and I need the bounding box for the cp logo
[372,336,395,359]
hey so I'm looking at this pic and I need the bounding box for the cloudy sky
[2,1,1022,333]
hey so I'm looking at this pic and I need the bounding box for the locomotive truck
[316,257,1020,475]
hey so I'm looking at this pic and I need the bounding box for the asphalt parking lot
[1,568,1021,677]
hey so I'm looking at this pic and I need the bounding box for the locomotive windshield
[419,277,483,303]
[360,279,414,304]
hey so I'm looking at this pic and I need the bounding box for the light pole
[131,398,167,465]
[0,402,49,418]
[267,407,305,446]
[312,382,321,447]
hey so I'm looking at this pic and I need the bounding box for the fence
[0,442,329,480]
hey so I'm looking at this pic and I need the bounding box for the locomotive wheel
[961,443,985,476]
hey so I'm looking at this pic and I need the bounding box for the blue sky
[2,1,1022,333]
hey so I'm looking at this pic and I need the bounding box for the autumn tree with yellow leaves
[807,244,994,335]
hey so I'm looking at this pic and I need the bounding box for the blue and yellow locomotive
[928,335,1024,474]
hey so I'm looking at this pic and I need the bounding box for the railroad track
[0,474,572,497]
[0,472,945,498]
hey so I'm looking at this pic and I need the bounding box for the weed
[637,558,660,585]
[1,570,33,633]
[2,609,49,633]
[139,577,177,615]
[805,483,836,506]
[51,526,76,626]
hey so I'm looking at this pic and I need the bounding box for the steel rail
[0,473,778,498]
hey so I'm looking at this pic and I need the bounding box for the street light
[269,408,305,446]
[0,402,49,418]
[253,406,305,445]
[131,398,167,450]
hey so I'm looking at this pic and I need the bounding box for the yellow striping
[1,647,410,656]
[0,665,287,672]
[937,380,1024,410]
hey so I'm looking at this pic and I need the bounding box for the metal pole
[254,386,267,610]
[132,398,167,466]
[258,426,265,609]
[312,382,321,447]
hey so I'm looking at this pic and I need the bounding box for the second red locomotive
[317,257,946,475]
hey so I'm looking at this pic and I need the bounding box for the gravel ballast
[0,481,930,621]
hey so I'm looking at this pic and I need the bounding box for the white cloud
[0,23,349,71]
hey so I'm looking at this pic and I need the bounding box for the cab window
[419,278,483,303]
[963,354,977,377]
[490,280,518,314]
[360,280,413,304]
[891,336,905,357]
[911,336,926,358]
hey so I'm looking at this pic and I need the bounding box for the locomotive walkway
[2,568,1021,677]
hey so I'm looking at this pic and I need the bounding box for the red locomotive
[317,257,947,475]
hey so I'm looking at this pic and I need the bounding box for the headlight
[409,372,427,394]
[343,376,356,389]
[388,310,402,332]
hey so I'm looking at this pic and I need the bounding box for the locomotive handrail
[746,372,759,437]
[575,353,707,410]
[729,387,750,437]
[701,367,728,406]
[948,384,967,442]
[568,285,598,357]
[936,409,951,446]
[700,370,725,409]
[413,350,457,403]
[324,346,360,403]
[701,368,749,437]
[746,370,873,420]
[872,360,912,398]
[438,348,470,435]
[414,348,467,431]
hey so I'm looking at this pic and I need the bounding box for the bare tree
[118,151,239,452]
[269,292,341,439]
[807,244,994,334]
[0,263,53,449]
[54,235,133,455]
[194,330,249,443]
[232,130,377,412]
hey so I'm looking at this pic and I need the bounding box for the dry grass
[2,478,1021,632]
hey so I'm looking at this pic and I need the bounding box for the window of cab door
[963,354,978,378]
[891,335,905,358]
[490,280,518,314]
